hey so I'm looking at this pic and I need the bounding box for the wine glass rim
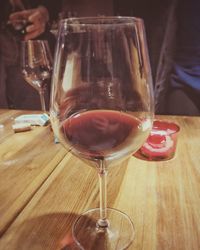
[59,16,144,26]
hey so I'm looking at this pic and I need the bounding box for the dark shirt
[171,0,200,92]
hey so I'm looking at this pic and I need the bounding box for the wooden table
[0,109,200,250]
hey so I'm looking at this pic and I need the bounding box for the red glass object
[134,120,180,161]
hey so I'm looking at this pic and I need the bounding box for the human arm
[9,5,49,40]
[8,1,61,40]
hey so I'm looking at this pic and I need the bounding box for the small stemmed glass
[21,40,52,111]
[50,17,154,249]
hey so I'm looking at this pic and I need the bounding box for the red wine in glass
[61,110,149,161]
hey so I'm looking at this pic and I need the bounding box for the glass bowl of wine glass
[21,40,52,111]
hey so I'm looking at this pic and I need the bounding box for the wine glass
[50,17,154,249]
[21,40,52,111]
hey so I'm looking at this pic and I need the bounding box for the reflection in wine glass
[21,40,52,111]
[50,17,154,249]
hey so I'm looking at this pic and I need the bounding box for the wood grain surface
[0,110,200,250]
[0,110,67,236]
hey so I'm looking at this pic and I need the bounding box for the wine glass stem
[97,160,109,228]
[39,89,46,112]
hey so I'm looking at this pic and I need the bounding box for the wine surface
[60,110,150,160]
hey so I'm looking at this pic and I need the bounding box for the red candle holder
[134,120,180,161]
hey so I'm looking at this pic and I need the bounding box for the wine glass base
[72,208,135,250]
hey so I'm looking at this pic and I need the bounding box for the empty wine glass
[21,40,52,111]
[50,17,154,249]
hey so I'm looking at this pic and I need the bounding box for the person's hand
[9,6,49,40]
